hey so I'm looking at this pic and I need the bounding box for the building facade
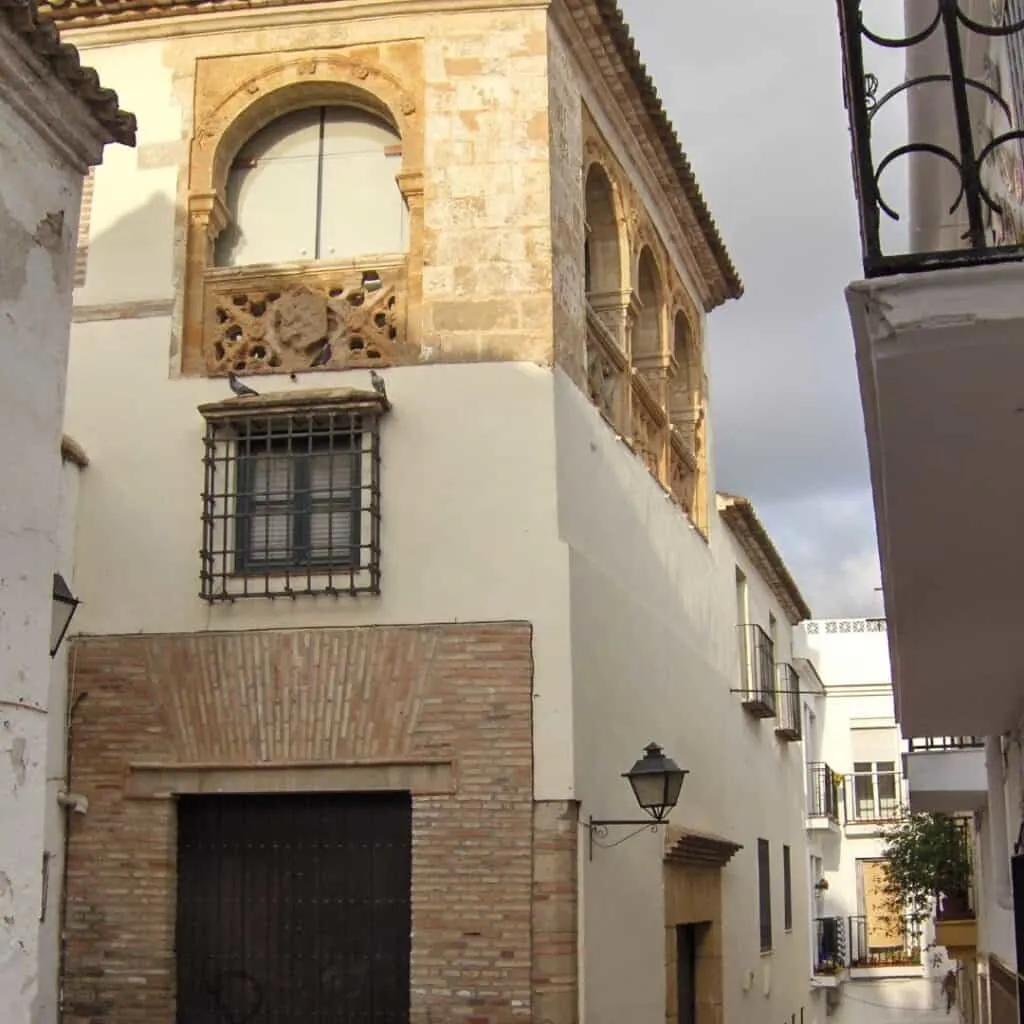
[837,4,1024,1023]
[0,2,133,1019]
[44,1,820,1022]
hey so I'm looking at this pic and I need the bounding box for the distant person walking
[941,968,958,1014]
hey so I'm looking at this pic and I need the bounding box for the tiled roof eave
[1,0,136,145]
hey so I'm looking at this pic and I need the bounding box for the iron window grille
[199,394,384,601]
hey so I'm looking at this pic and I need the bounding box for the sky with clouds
[618,0,902,619]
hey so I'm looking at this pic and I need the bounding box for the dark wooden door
[176,792,412,1024]
[676,924,698,1024]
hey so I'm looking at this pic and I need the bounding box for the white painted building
[836,5,1024,1023]
[0,2,133,1019]
[42,2,816,1022]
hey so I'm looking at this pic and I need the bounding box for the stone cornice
[717,491,813,626]
[40,0,546,39]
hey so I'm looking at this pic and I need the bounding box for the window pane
[318,108,407,260]
[309,507,355,560]
[877,770,897,809]
[854,774,874,817]
[309,447,355,493]
[217,108,321,267]
[247,507,292,562]
[250,452,294,499]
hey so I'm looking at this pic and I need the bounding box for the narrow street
[831,980,954,1024]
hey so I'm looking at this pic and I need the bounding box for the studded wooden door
[176,792,412,1024]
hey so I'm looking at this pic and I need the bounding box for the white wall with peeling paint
[0,21,113,1022]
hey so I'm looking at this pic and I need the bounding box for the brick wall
[62,622,577,1024]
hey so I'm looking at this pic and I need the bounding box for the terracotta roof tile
[591,0,741,303]
[1,0,136,145]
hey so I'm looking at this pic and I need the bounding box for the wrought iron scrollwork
[837,0,1024,275]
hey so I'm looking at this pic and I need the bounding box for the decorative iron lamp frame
[587,742,688,860]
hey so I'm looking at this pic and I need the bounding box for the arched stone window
[634,247,663,360]
[671,311,701,449]
[583,164,621,296]
[215,106,408,268]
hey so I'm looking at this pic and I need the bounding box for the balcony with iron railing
[774,662,801,741]
[907,736,984,751]
[813,916,848,979]
[847,914,921,970]
[737,624,776,719]
[838,2,1024,745]
[905,736,988,814]
[807,763,842,828]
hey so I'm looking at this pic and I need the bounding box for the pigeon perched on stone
[229,372,259,397]
[370,370,387,397]
[310,343,333,368]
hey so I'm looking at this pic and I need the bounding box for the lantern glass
[623,742,688,822]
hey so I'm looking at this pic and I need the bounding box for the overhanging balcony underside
[906,742,987,813]
[848,262,1024,737]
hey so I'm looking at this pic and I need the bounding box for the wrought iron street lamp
[50,573,80,658]
[588,742,688,859]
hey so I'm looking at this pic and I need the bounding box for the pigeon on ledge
[228,372,259,397]
[310,343,333,368]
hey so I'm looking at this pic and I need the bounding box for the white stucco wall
[34,458,83,1024]
[557,373,813,1024]
[801,620,937,981]
[0,75,88,1024]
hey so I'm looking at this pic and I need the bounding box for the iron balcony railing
[836,0,1024,276]
[737,623,776,718]
[814,916,847,974]
[774,662,801,741]
[807,763,842,823]
[907,736,985,751]
[847,914,922,968]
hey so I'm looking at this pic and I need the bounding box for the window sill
[199,386,390,421]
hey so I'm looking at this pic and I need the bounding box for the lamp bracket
[586,815,665,861]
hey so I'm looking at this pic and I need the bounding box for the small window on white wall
[215,106,407,268]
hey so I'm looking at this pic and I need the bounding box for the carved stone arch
[193,55,419,198]
[583,160,627,296]
[180,48,426,377]
[634,244,666,362]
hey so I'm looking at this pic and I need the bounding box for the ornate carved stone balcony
[667,430,697,514]
[629,369,666,478]
[585,304,627,431]
[203,256,412,376]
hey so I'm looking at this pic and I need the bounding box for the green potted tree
[880,812,975,953]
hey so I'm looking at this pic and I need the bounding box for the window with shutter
[783,844,793,932]
[215,106,407,268]
[757,838,773,952]
[199,394,385,600]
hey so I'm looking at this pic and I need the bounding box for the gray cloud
[619,0,894,616]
